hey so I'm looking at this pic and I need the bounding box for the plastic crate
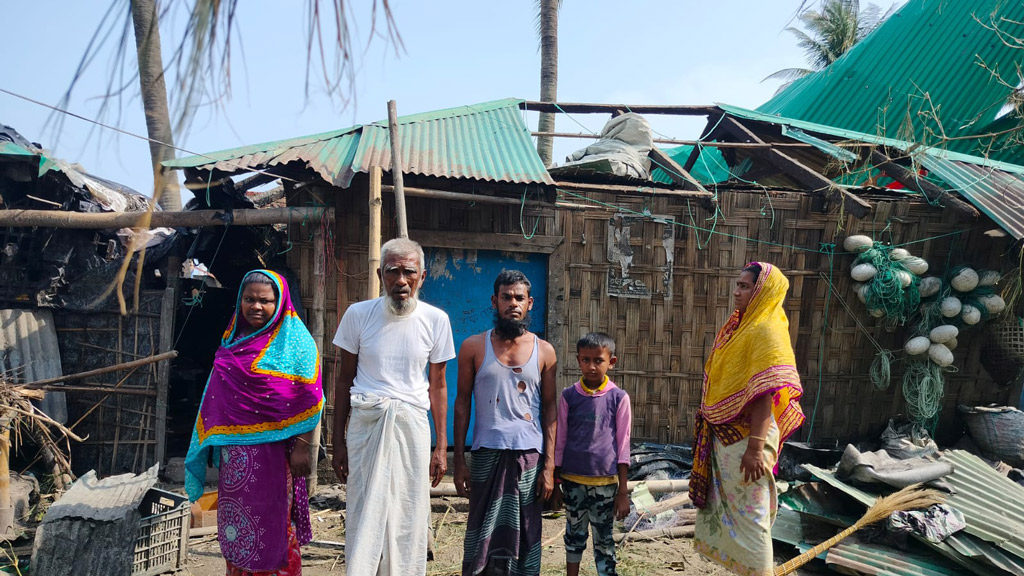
[132,488,190,576]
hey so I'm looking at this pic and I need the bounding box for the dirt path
[180,487,732,576]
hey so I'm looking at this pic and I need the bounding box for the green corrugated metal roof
[720,104,1024,239]
[759,0,1024,161]
[0,141,37,158]
[651,145,730,185]
[722,103,1024,174]
[164,98,553,187]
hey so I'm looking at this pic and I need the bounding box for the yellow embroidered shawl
[690,262,804,508]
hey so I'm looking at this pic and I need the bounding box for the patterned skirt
[694,421,780,576]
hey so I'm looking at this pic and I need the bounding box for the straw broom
[773,483,946,576]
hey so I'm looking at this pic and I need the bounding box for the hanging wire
[520,188,540,240]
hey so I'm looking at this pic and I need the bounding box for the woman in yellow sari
[691,262,805,576]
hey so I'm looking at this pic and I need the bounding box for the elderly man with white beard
[332,237,456,576]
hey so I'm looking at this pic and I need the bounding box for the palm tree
[766,0,894,87]
[536,0,560,167]
[58,0,402,209]
[131,0,180,210]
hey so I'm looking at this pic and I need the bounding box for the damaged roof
[714,104,1024,239]
[164,98,555,187]
[758,0,1024,164]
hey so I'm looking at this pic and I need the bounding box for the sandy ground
[178,485,735,576]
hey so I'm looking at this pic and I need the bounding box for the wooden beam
[553,180,713,199]
[531,131,852,149]
[683,113,724,172]
[0,206,334,229]
[154,286,176,467]
[411,230,564,254]
[718,116,871,218]
[521,101,719,116]
[869,150,980,219]
[648,147,708,193]
[382,185,553,207]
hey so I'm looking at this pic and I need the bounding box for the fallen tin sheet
[827,540,969,576]
[801,464,1013,576]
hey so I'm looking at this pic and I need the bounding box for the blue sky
[2,1,809,201]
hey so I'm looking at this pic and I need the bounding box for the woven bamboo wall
[56,290,165,476]
[558,188,1010,445]
[290,181,1012,450]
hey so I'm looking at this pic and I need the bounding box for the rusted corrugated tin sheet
[802,463,1015,575]
[920,158,1024,240]
[827,541,965,576]
[164,99,553,187]
[43,465,158,523]
[0,308,67,422]
[938,450,1024,560]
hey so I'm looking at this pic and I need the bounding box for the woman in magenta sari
[186,270,324,575]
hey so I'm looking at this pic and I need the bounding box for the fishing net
[902,358,946,425]
[870,349,894,391]
[856,244,920,326]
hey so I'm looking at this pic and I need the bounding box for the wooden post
[387,100,409,239]
[154,256,179,468]
[368,166,383,299]
[308,204,328,495]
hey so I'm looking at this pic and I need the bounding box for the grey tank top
[470,330,544,452]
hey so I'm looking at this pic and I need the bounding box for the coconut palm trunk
[536,0,559,167]
[131,0,182,211]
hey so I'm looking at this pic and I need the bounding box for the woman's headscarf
[690,262,804,508]
[184,270,323,501]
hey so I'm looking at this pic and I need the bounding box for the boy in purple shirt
[554,332,632,576]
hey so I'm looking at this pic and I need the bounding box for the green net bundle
[855,244,921,326]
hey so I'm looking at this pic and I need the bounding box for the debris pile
[775,420,1024,575]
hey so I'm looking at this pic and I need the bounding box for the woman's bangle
[748,435,766,442]
[295,436,312,446]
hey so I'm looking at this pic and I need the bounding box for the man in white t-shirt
[331,237,455,576]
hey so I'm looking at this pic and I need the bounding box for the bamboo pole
[38,385,157,396]
[387,100,409,239]
[308,212,327,495]
[522,101,718,116]
[614,525,694,543]
[20,351,178,389]
[0,421,10,536]
[0,207,333,229]
[368,166,383,299]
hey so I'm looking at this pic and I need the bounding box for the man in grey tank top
[453,270,558,576]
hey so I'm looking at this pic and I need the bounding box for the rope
[556,188,969,255]
[173,225,230,350]
[870,349,894,390]
[902,359,945,425]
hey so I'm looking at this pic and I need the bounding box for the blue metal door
[418,248,548,447]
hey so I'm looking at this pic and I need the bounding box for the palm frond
[762,67,814,82]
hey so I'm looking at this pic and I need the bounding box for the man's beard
[386,293,418,317]
[493,310,530,339]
